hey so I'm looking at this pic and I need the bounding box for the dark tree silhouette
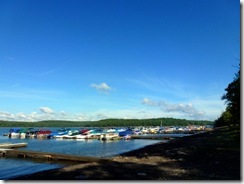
[222,67,240,125]
[216,64,240,127]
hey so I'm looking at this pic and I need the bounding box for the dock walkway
[0,142,28,149]
[0,149,110,163]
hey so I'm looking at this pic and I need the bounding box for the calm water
[0,127,165,179]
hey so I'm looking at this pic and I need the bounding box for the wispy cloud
[142,98,205,119]
[40,107,54,114]
[5,56,15,62]
[0,108,65,122]
[0,88,66,101]
[127,76,190,100]
[37,66,63,76]
[90,82,112,93]
[0,111,14,121]
[0,103,213,122]
[0,105,162,122]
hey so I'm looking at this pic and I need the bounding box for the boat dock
[0,142,108,164]
[0,149,110,163]
[131,135,173,140]
[0,142,28,149]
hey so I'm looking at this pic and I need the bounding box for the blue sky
[0,0,240,122]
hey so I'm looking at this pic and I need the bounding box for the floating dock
[131,135,173,140]
[0,142,28,149]
[0,149,110,163]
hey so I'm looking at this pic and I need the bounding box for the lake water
[0,127,166,180]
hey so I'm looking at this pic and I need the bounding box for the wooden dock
[0,149,110,163]
[0,142,28,149]
[131,135,173,140]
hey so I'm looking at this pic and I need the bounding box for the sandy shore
[10,126,240,180]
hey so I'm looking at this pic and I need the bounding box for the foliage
[214,108,232,127]
[0,118,213,128]
[215,64,240,127]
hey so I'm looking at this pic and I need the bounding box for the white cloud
[60,111,67,116]
[90,83,112,93]
[165,103,205,118]
[190,97,226,120]
[39,107,54,114]
[0,109,158,122]
[73,113,89,121]
[0,109,62,122]
[142,98,206,119]
[0,96,221,122]
[95,113,109,120]
[142,98,158,106]
[0,111,15,120]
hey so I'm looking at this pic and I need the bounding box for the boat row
[5,125,212,141]
[6,127,134,141]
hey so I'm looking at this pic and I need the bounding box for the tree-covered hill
[0,117,213,127]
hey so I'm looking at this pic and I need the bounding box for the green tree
[222,108,233,127]
[221,66,240,125]
[215,64,240,127]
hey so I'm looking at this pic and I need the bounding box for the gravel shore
[10,126,240,180]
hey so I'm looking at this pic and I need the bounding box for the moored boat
[36,129,52,138]
[8,128,21,138]
[47,128,70,139]
[119,128,133,137]
[75,134,88,139]
[123,134,132,140]
[98,133,120,141]
[62,129,80,139]
[18,128,34,138]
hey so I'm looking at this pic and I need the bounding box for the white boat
[55,135,66,138]
[117,128,126,132]
[141,128,149,134]
[123,134,131,140]
[99,133,120,141]
[8,128,21,138]
[62,135,77,139]
[19,133,26,139]
[133,130,142,135]
[9,132,20,138]
[61,130,80,139]
[75,134,88,139]
[106,129,117,133]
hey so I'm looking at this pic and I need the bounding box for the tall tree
[221,66,240,125]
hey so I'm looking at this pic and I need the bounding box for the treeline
[0,118,213,128]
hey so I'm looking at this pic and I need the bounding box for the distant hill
[0,118,213,127]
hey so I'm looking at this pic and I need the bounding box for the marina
[4,125,209,140]
[0,127,165,179]
[0,126,211,179]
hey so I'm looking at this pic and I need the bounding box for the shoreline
[10,126,240,180]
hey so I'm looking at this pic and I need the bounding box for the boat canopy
[9,128,21,133]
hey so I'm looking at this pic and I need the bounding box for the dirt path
[10,126,240,180]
